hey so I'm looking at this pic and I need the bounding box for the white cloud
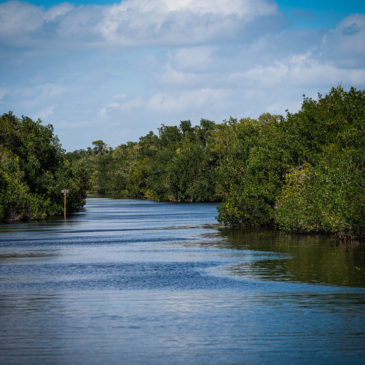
[100,88,232,118]
[236,52,365,87]
[0,1,364,151]
[159,66,203,86]
[99,94,127,117]
[96,0,282,46]
[45,3,74,22]
[146,88,232,115]
[99,102,121,118]
[117,97,144,113]
[1,83,67,122]
[168,47,215,72]
[146,0,277,18]
[0,1,42,38]
[38,105,55,120]
[0,0,281,48]
[321,14,365,67]
[13,83,66,103]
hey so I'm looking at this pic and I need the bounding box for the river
[1,197,364,364]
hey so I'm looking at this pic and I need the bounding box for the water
[0,198,364,364]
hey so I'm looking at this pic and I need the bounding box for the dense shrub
[0,112,89,222]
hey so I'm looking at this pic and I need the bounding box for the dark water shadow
[210,229,365,287]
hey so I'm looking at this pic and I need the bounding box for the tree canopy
[0,112,89,222]
[2,86,364,240]
[69,86,364,240]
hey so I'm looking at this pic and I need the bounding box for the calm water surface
[0,198,365,364]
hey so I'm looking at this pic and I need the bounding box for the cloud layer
[0,1,365,150]
[0,0,281,47]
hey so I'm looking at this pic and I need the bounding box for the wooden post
[61,189,69,220]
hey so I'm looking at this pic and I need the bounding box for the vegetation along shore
[1,86,364,240]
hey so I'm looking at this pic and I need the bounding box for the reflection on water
[217,229,365,287]
[0,198,365,364]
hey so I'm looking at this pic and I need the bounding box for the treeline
[68,119,220,202]
[69,86,364,240]
[0,112,88,222]
[2,87,363,239]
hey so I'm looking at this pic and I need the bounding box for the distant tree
[92,140,109,155]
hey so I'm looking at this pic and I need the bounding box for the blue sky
[1,0,364,150]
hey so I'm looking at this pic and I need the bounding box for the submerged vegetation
[1,86,364,239]
[0,112,88,222]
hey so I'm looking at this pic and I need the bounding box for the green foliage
[218,86,365,239]
[77,119,219,202]
[0,112,88,222]
[275,149,364,239]
[0,149,43,221]
[217,114,288,226]
[69,86,364,239]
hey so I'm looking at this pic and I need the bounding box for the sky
[1,0,364,151]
